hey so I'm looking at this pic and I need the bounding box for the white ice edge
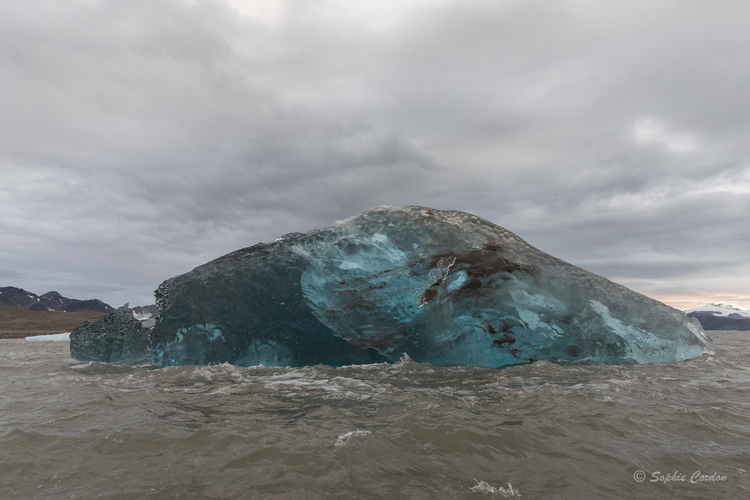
[25,332,71,342]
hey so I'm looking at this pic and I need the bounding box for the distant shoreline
[2,330,72,339]
[0,304,106,339]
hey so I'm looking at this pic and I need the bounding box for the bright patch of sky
[634,118,698,153]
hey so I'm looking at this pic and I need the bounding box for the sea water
[1,331,748,499]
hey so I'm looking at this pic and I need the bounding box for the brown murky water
[1,331,748,499]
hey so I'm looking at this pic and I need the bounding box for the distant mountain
[0,286,115,313]
[685,303,750,331]
[131,304,159,319]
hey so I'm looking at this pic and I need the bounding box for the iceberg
[70,304,151,363]
[148,206,712,368]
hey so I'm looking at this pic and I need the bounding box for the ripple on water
[0,331,748,499]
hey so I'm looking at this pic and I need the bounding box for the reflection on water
[1,331,749,499]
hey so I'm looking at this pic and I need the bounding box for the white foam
[470,480,521,497]
[25,332,70,342]
[335,430,371,447]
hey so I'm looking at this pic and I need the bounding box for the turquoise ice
[151,206,713,368]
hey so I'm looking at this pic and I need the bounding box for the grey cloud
[1,0,748,309]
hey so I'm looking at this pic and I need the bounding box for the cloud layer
[1,0,749,309]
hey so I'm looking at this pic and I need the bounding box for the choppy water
[1,332,748,499]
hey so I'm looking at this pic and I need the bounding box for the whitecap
[335,430,371,448]
[470,479,521,497]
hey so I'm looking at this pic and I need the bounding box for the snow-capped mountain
[685,303,750,330]
[0,286,115,313]
[685,303,750,318]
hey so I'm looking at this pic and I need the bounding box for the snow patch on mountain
[685,303,750,318]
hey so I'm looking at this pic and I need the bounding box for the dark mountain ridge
[131,304,160,317]
[687,311,750,331]
[685,303,750,331]
[0,286,115,313]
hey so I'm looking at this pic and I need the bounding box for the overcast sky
[1,0,748,310]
